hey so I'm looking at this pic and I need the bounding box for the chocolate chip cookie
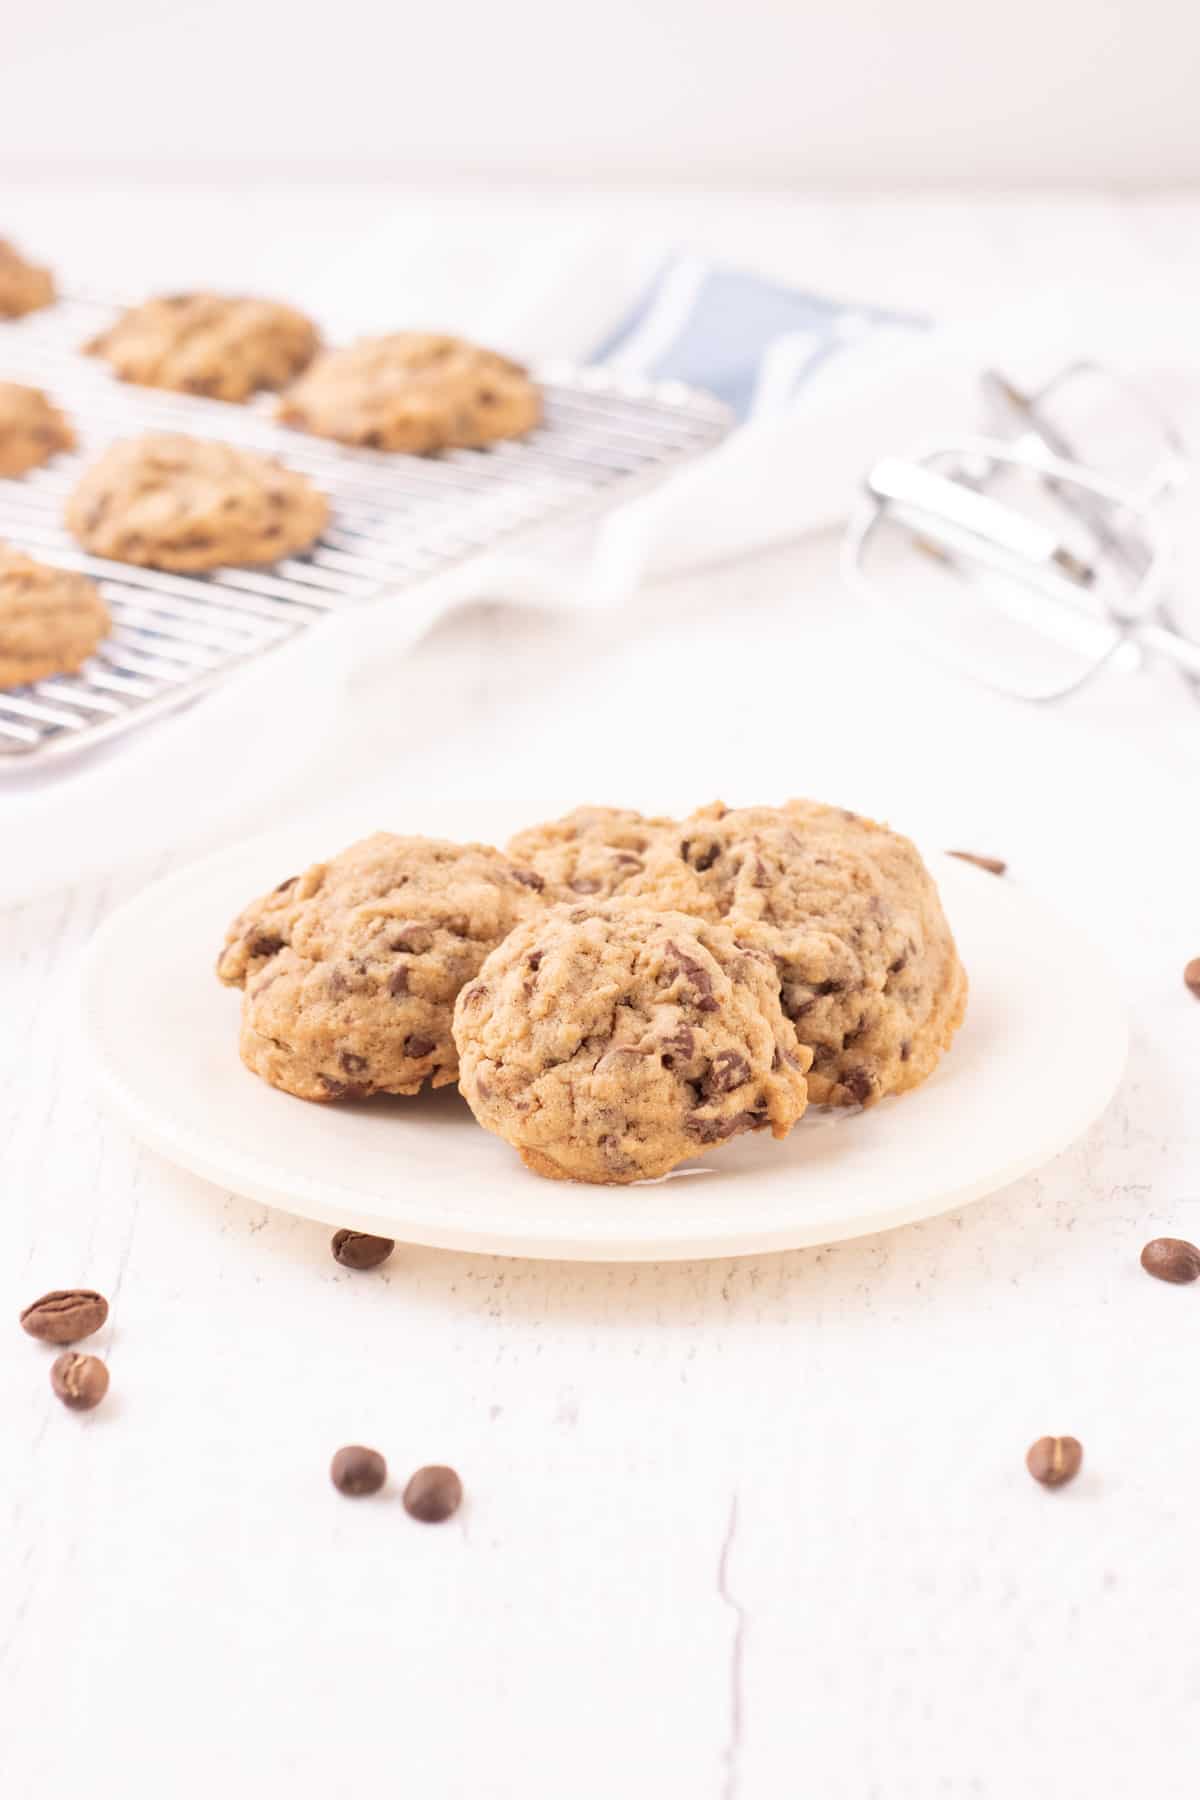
[665,801,967,1106]
[86,294,319,402]
[217,833,547,1102]
[505,806,711,910]
[0,239,55,318]
[0,382,74,477]
[277,332,542,452]
[65,434,329,572]
[0,545,110,689]
[453,903,811,1184]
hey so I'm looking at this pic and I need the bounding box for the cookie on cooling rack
[659,800,968,1108]
[276,332,542,452]
[0,545,110,690]
[0,239,55,319]
[65,433,329,573]
[454,903,811,1184]
[217,833,549,1103]
[0,382,74,477]
[85,293,320,403]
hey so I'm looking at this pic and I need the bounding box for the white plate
[78,833,1127,1262]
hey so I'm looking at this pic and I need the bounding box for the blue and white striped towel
[590,254,922,420]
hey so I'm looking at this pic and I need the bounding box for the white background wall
[4,0,1199,187]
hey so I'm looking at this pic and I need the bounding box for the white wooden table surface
[3,188,1200,1799]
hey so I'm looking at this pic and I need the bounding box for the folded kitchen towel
[588,254,922,419]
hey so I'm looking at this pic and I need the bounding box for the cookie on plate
[453,903,811,1184]
[217,833,547,1102]
[85,293,319,402]
[277,332,542,452]
[0,239,55,318]
[0,382,74,477]
[505,805,712,911]
[65,433,329,572]
[0,545,110,689]
[665,800,967,1107]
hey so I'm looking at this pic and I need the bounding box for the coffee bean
[330,1230,395,1271]
[20,1289,108,1346]
[1026,1435,1083,1488]
[403,1464,463,1523]
[330,1445,387,1497]
[1184,958,1200,998]
[948,850,1007,876]
[1140,1237,1200,1284]
[50,1352,109,1411]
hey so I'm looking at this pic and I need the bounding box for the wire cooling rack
[0,296,731,768]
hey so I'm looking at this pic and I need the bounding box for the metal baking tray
[0,295,731,769]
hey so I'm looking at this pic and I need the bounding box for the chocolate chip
[331,1229,395,1270]
[340,1051,368,1074]
[318,1077,368,1101]
[900,1040,912,1061]
[330,1445,387,1497]
[664,942,719,1012]
[1140,1237,1200,1283]
[1184,958,1200,998]
[404,1035,435,1058]
[660,1023,694,1070]
[248,932,284,959]
[390,925,432,955]
[20,1289,108,1346]
[814,978,843,997]
[460,982,487,1010]
[888,955,908,976]
[327,967,350,998]
[598,1133,635,1173]
[686,1109,760,1144]
[388,966,409,996]
[704,1051,750,1096]
[511,868,544,890]
[680,838,719,872]
[527,951,544,973]
[403,1464,463,1523]
[948,850,1007,876]
[1026,1436,1083,1488]
[839,1068,874,1105]
[272,876,298,895]
[50,1352,109,1412]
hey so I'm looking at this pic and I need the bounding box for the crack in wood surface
[717,1491,746,1800]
